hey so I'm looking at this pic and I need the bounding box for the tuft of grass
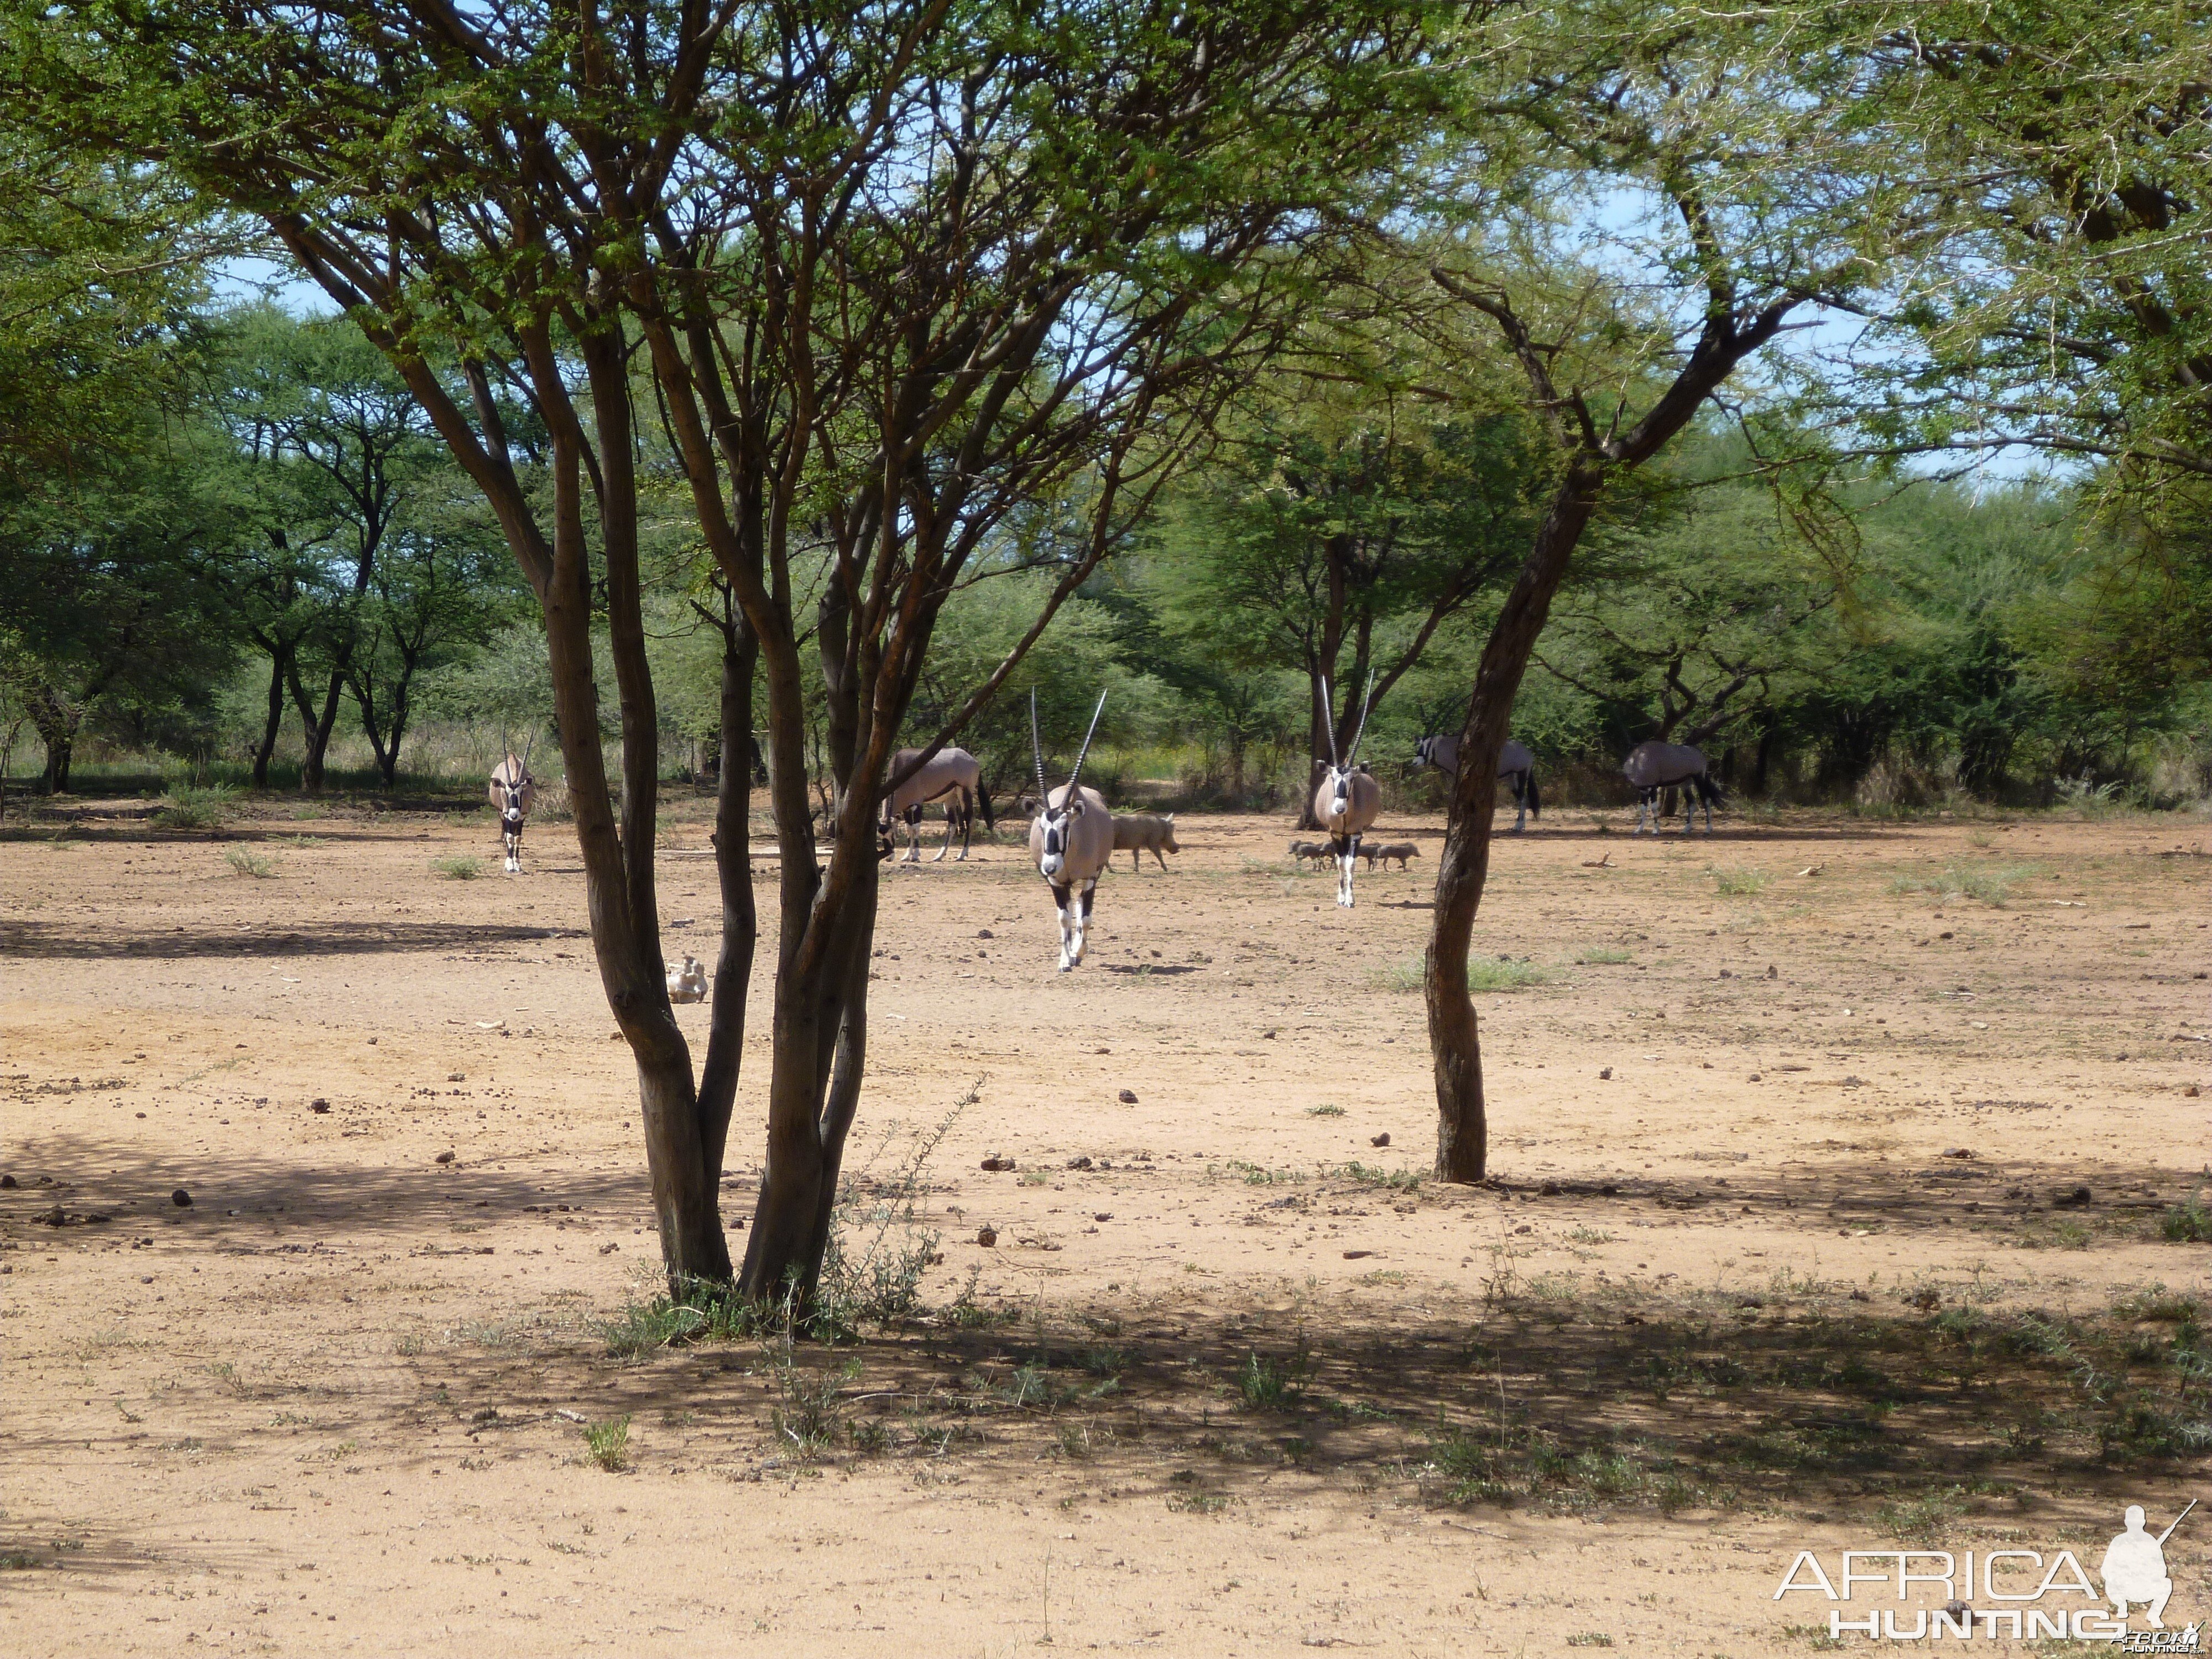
[1165,1490,1230,1514]
[1577,946,1632,965]
[223,847,278,879]
[583,1415,630,1472]
[1708,865,1768,896]
[1305,1103,1345,1117]
[434,854,483,880]
[1564,1637,1615,1650]
[1338,1161,1422,1192]
[2159,1198,2212,1243]
[1876,1486,1966,1543]
[154,784,236,829]
[1225,1160,1304,1186]
[1376,950,1545,993]
[1235,1340,1311,1412]
[1888,862,2046,907]
[1467,956,1545,992]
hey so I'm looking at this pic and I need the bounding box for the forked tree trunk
[1423,269,1796,1183]
[1428,468,1603,1181]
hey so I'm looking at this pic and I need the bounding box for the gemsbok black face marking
[1029,689,1112,970]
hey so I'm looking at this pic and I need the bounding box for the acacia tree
[19,0,1431,1298]
[1408,4,1877,1181]
[1151,369,1540,825]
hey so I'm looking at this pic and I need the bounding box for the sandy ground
[2,794,2209,1657]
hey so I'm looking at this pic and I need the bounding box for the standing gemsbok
[1028,691,1113,972]
[488,735,536,874]
[1411,733,1541,833]
[880,747,989,863]
[1313,675,1382,908]
[1623,740,1723,833]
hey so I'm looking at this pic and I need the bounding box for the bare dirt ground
[3,793,2209,1657]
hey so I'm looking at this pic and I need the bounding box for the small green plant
[1577,946,1632,965]
[1708,865,1767,896]
[1305,1104,1345,1117]
[1338,1161,1422,1192]
[154,784,236,829]
[1564,1636,1615,1650]
[1876,1486,1966,1543]
[1466,956,1545,992]
[1378,951,1544,992]
[2159,1199,2212,1243]
[1236,1340,1311,1412]
[1166,1490,1229,1514]
[1225,1160,1303,1186]
[584,1415,630,1472]
[224,847,278,879]
[770,1343,858,1454]
[434,854,482,880]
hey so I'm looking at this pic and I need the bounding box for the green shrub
[434,855,482,880]
[154,785,236,830]
[223,847,277,879]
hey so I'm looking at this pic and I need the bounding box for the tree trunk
[253,645,290,789]
[696,609,760,1208]
[1430,466,1604,1182]
[301,664,348,792]
[41,730,72,794]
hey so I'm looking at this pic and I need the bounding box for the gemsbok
[488,736,536,874]
[1312,676,1382,908]
[1029,691,1113,972]
[880,746,989,863]
[1411,733,1540,833]
[1623,740,1723,833]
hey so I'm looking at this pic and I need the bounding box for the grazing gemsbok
[1623,740,1723,833]
[1029,691,1113,972]
[880,746,989,863]
[1111,812,1180,873]
[1411,733,1541,833]
[1312,676,1382,908]
[488,736,536,874]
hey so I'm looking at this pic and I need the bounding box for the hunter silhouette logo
[1776,1500,2201,1645]
[2105,1503,2192,1629]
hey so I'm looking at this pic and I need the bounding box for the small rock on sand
[310,1098,330,1113]
[0,1173,15,1188]
[980,1155,1015,1172]
[976,1226,998,1248]
[1370,1133,1390,1147]
[1599,1067,1612,1080]
[1118,1089,1138,1104]
[170,1188,192,1208]
[435,1151,455,1165]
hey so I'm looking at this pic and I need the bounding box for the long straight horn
[518,730,534,781]
[1319,676,1340,769]
[1029,690,1049,806]
[1345,669,1378,767]
[1066,691,1107,797]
